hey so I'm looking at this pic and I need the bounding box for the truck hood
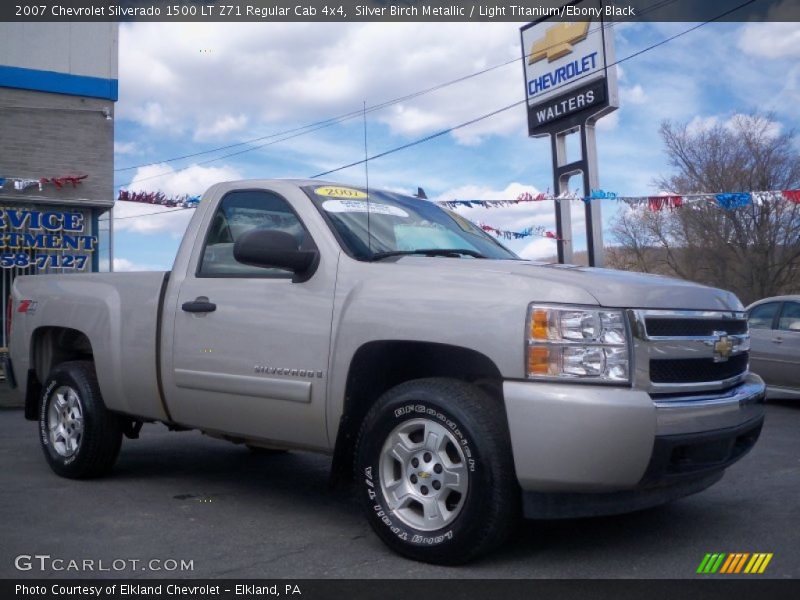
[392,257,743,311]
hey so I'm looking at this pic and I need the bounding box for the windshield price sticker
[322,199,409,218]
[314,186,368,199]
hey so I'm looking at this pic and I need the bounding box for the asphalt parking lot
[1,402,797,579]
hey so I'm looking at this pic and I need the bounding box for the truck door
[167,189,334,449]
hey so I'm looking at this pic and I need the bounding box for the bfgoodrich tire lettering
[39,360,123,479]
[355,378,519,564]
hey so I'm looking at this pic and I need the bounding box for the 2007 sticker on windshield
[322,199,409,218]
[314,186,368,199]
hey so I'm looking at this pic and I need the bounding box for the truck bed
[10,271,170,421]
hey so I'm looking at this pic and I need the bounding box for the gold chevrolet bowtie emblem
[418,471,431,479]
[713,334,734,361]
[529,22,591,64]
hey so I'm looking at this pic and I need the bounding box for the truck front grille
[650,353,749,384]
[630,309,750,394]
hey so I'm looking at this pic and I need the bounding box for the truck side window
[199,190,310,277]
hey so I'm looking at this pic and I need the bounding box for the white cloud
[433,182,580,260]
[114,163,241,235]
[127,162,242,196]
[114,141,140,155]
[519,237,561,260]
[382,104,449,138]
[621,84,646,104]
[685,113,782,140]
[194,114,248,141]
[117,22,525,147]
[686,115,719,135]
[129,101,176,130]
[113,257,161,271]
[725,113,782,139]
[596,111,619,131]
[738,11,800,59]
[113,200,195,236]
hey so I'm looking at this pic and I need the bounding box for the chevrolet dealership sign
[521,1,618,136]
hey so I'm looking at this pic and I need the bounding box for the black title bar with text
[3,0,799,22]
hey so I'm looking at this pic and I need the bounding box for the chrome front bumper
[653,376,765,436]
[503,373,766,494]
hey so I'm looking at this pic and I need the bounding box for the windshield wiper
[370,248,486,261]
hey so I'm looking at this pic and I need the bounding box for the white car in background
[747,296,800,400]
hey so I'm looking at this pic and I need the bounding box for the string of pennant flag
[435,189,799,241]
[0,175,88,191]
[112,186,800,244]
[114,188,562,241]
[117,190,201,208]
[479,223,561,241]
[436,189,800,211]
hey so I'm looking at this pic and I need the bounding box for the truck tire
[39,360,123,479]
[355,378,519,564]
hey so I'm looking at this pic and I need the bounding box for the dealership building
[0,22,117,348]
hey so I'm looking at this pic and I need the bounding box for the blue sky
[110,19,800,271]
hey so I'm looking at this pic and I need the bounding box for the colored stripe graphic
[720,553,749,573]
[697,553,727,573]
[759,554,774,573]
[697,554,713,573]
[734,553,750,573]
[720,554,736,573]
[0,65,118,101]
[744,553,774,574]
[710,553,726,573]
[699,553,773,574]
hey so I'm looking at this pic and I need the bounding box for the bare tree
[608,112,800,304]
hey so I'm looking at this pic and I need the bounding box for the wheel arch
[330,340,505,485]
[24,327,94,420]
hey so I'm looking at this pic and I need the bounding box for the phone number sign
[0,208,97,270]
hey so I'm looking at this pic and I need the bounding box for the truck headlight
[526,305,630,382]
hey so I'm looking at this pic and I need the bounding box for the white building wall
[0,22,118,80]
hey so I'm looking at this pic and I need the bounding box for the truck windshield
[301,185,519,261]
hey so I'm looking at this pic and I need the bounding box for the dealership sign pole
[521,0,618,266]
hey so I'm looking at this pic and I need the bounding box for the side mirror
[233,229,319,282]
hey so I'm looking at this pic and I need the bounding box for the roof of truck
[217,178,360,188]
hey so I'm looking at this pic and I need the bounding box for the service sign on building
[0,207,97,270]
[521,0,619,136]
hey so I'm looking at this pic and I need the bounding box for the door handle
[182,298,217,313]
[772,337,783,344]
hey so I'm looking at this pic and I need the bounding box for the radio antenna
[363,100,371,253]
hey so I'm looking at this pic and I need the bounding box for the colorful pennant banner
[112,187,800,245]
[478,222,560,241]
[117,189,200,208]
[41,175,88,189]
[0,175,88,192]
[436,189,800,212]
[783,190,800,203]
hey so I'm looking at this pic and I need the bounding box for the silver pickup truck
[6,179,766,564]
